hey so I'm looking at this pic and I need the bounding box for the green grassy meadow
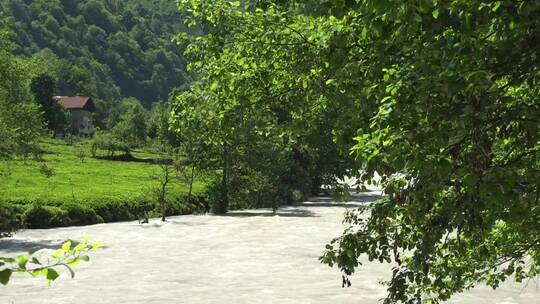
[0,139,208,229]
[0,139,205,202]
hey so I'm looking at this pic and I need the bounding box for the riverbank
[0,138,207,230]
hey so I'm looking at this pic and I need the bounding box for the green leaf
[62,241,72,251]
[463,173,479,188]
[380,96,393,103]
[432,9,440,19]
[52,249,64,259]
[46,268,60,283]
[17,255,29,270]
[74,242,87,252]
[492,1,501,12]
[30,269,42,278]
[361,27,369,40]
[0,269,12,285]
[68,258,80,268]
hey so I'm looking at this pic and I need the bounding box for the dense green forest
[0,0,188,113]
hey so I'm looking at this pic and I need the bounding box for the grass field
[0,139,206,203]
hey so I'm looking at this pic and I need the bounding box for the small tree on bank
[152,161,173,222]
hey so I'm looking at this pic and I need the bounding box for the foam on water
[0,192,538,303]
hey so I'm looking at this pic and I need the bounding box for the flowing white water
[0,192,538,303]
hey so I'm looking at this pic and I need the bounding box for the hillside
[0,0,188,107]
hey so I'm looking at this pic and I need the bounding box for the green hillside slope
[0,0,188,107]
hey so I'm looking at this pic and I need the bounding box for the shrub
[92,199,137,222]
[291,189,304,203]
[205,179,228,214]
[333,183,351,202]
[0,203,25,237]
[169,194,208,215]
[228,164,284,211]
[62,202,101,226]
[0,192,208,230]
[91,130,130,157]
[23,204,69,228]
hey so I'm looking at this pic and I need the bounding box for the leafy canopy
[178,0,540,302]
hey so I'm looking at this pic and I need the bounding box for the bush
[228,164,285,211]
[92,199,137,222]
[0,192,208,230]
[0,203,25,237]
[62,202,101,226]
[205,179,228,214]
[23,204,70,228]
[333,183,351,202]
[290,189,304,203]
[91,130,130,157]
[169,194,208,215]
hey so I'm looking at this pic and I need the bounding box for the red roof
[54,96,95,112]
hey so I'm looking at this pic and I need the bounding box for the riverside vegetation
[177,1,540,303]
[1,0,540,302]
[0,138,208,230]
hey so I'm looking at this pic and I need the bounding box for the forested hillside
[0,0,188,109]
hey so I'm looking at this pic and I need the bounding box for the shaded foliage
[178,0,540,302]
[30,73,69,134]
[0,29,45,159]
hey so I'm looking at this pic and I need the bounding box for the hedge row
[0,195,209,232]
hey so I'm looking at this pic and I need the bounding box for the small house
[54,96,95,136]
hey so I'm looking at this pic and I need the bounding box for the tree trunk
[160,165,170,222]
[220,144,229,213]
[187,164,195,204]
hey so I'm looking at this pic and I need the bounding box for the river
[0,192,538,303]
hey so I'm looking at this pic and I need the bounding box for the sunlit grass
[0,139,205,202]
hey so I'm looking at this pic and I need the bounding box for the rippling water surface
[1,192,538,303]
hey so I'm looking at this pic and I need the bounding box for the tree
[178,0,540,302]
[30,73,68,135]
[173,132,208,205]
[152,161,173,222]
[0,30,45,159]
[0,29,32,105]
[147,101,180,147]
[172,1,356,212]
[112,101,147,147]
[319,2,540,302]
[0,101,45,159]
